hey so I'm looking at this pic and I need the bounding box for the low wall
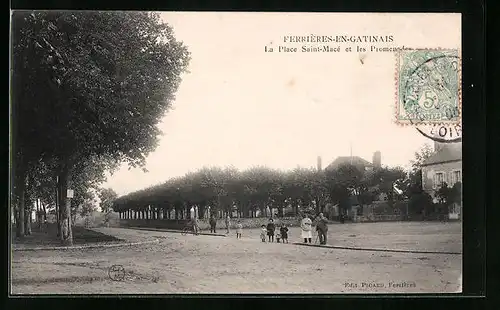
[120,219,191,230]
[355,214,459,222]
[120,217,302,230]
[118,213,459,230]
[354,214,405,222]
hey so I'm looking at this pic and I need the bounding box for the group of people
[260,218,289,243]
[208,214,243,238]
[300,213,329,245]
[195,212,330,245]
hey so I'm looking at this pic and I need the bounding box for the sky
[104,12,461,196]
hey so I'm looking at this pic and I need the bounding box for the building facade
[421,141,462,219]
[324,152,380,172]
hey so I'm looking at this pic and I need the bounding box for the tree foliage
[114,162,408,219]
[401,144,435,197]
[11,11,190,243]
[435,182,462,207]
[98,188,118,213]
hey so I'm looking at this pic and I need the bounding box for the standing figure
[260,225,267,242]
[280,224,289,243]
[225,214,231,234]
[236,220,243,239]
[209,214,217,233]
[266,218,276,242]
[301,214,313,243]
[315,213,329,245]
[192,217,200,235]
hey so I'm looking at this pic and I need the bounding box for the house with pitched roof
[322,152,383,220]
[421,142,462,219]
[325,155,375,172]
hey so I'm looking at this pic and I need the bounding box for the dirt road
[11,222,462,294]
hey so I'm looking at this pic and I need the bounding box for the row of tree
[11,11,190,245]
[114,143,462,221]
[114,163,409,219]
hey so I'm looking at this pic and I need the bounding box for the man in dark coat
[209,214,217,233]
[315,213,329,245]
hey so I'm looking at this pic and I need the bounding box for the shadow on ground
[12,223,122,247]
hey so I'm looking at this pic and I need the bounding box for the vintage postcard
[10,12,462,294]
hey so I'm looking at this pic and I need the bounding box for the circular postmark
[108,264,125,281]
[414,123,462,143]
[398,49,462,143]
[400,50,461,126]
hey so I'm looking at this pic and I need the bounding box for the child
[280,224,289,243]
[266,218,276,242]
[276,233,281,243]
[236,220,243,239]
[260,225,267,242]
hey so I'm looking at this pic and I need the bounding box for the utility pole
[350,142,353,165]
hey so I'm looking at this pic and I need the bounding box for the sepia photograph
[10,11,462,294]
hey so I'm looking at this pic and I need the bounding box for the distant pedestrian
[280,224,289,243]
[266,218,276,242]
[191,217,200,235]
[301,214,313,243]
[315,213,329,245]
[236,220,243,239]
[260,225,267,242]
[209,214,217,233]
[339,211,345,224]
[225,214,231,234]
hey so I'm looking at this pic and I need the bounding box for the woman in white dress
[300,214,313,243]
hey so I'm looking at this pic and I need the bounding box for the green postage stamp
[396,49,461,125]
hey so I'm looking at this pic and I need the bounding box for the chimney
[317,156,322,171]
[432,130,447,152]
[372,151,381,168]
[434,141,445,152]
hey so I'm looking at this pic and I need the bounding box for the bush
[408,192,433,215]
[394,201,408,214]
[74,211,120,228]
[370,201,391,214]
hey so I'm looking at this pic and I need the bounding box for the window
[434,172,445,188]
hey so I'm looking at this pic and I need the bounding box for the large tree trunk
[36,199,42,230]
[24,180,33,235]
[42,203,47,221]
[71,209,77,227]
[199,205,205,219]
[24,195,32,236]
[15,169,26,238]
[38,201,44,230]
[58,160,73,246]
[25,203,32,235]
[13,203,18,228]
[55,179,61,237]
